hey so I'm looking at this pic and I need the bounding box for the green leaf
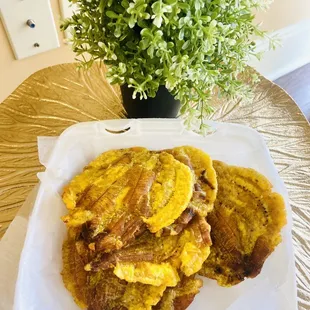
[114,26,122,37]
[106,11,119,18]
[178,28,184,40]
[178,3,190,10]
[141,28,152,37]
[153,16,162,28]
[137,20,149,28]
[99,0,106,13]
[152,1,162,15]
[194,0,201,10]
[147,45,154,58]
[209,20,217,28]
[140,38,150,50]
[197,28,203,38]
[217,40,221,54]
[240,13,253,20]
[121,0,129,9]
[128,15,136,28]
[182,40,190,50]
[126,41,137,49]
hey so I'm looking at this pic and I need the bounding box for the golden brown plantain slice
[62,148,155,226]
[172,216,211,277]
[121,282,167,310]
[94,152,193,249]
[153,275,203,310]
[87,270,127,310]
[62,164,155,242]
[199,161,287,286]
[85,230,179,271]
[62,228,89,308]
[62,149,157,252]
[62,148,149,210]
[78,269,167,310]
[88,273,200,310]
[63,229,203,310]
[62,229,172,310]
[62,150,194,254]
[114,261,180,287]
[168,146,218,217]
[86,215,211,282]
[160,208,196,237]
[142,152,194,233]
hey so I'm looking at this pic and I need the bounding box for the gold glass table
[0,62,309,308]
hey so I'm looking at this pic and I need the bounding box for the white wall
[255,0,310,31]
[0,0,75,102]
[249,20,310,80]
[0,0,310,102]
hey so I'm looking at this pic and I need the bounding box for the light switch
[0,0,60,59]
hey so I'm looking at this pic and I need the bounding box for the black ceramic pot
[120,84,180,118]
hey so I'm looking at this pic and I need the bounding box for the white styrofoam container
[14,119,297,310]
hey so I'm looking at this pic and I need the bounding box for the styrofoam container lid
[14,119,297,310]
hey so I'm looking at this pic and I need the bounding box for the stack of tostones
[61,147,286,309]
[62,146,217,309]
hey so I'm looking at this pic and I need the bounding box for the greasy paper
[4,120,297,310]
[0,186,38,310]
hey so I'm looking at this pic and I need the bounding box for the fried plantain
[62,150,194,253]
[86,215,211,283]
[153,275,203,310]
[199,161,287,286]
[62,148,149,210]
[114,261,180,287]
[122,282,167,310]
[167,146,218,216]
[62,228,200,310]
[158,146,217,237]
[142,152,194,233]
[62,228,89,308]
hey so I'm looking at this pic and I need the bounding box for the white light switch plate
[0,0,60,59]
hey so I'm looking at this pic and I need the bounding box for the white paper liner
[0,119,296,310]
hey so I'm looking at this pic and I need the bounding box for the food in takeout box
[199,161,287,287]
[61,146,286,309]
